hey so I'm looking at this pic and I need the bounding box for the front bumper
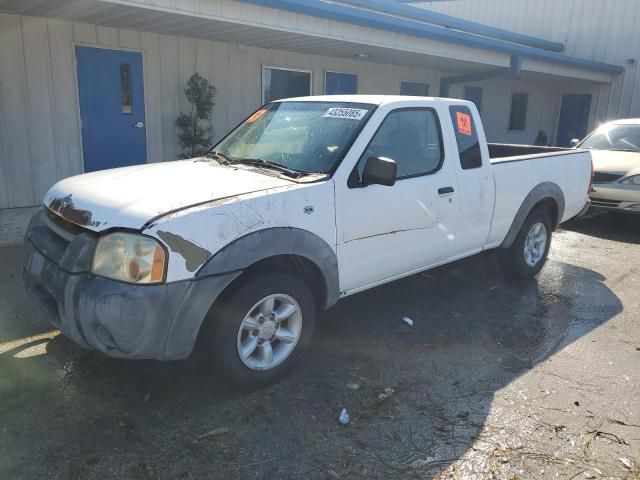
[23,208,239,360]
[590,184,640,213]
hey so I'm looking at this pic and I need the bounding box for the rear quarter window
[449,105,482,170]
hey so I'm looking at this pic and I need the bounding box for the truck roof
[278,94,468,106]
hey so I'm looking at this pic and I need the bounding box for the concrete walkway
[0,207,38,246]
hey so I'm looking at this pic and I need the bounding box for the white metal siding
[0,12,439,208]
[447,78,602,146]
[419,0,640,125]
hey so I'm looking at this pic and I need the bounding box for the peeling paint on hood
[43,159,297,231]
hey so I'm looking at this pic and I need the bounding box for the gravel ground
[0,211,639,479]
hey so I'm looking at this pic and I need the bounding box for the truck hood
[43,159,298,231]
[590,149,640,175]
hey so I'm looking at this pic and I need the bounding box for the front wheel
[499,208,552,279]
[199,272,316,389]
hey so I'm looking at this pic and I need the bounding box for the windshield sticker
[245,109,267,124]
[323,108,368,120]
[456,111,472,136]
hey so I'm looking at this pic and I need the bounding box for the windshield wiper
[231,158,311,178]
[206,151,233,164]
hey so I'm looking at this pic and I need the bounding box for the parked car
[23,95,593,388]
[571,119,640,213]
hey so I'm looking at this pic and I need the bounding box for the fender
[500,182,565,249]
[197,227,340,309]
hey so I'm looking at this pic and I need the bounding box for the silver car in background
[574,119,640,214]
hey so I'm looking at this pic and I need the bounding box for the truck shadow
[0,248,622,479]
[561,210,640,244]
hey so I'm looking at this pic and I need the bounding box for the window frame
[349,106,445,188]
[399,80,430,97]
[448,104,483,170]
[324,70,359,95]
[508,91,529,131]
[261,65,313,104]
[209,101,378,178]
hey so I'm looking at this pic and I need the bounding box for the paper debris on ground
[339,408,350,425]
[402,316,414,326]
[196,427,230,441]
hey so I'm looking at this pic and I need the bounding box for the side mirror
[570,138,581,148]
[362,156,397,187]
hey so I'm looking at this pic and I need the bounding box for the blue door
[76,46,147,172]
[556,94,592,147]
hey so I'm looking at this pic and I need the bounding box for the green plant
[175,73,217,158]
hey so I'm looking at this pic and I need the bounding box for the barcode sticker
[323,108,368,120]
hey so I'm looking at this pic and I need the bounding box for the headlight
[92,232,166,284]
[620,175,640,185]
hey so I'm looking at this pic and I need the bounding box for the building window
[262,67,312,103]
[464,86,482,115]
[325,71,358,95]
[400,81,430,97]
[508,92,528,131]
[449,105,482,170]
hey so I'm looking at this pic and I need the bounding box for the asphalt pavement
[0,211,638,479]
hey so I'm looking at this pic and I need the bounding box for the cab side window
[351,109,443,185]
[449,105,482,170]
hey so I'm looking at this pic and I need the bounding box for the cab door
[335,106,459,293]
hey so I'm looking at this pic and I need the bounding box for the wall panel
[0,12,441,208]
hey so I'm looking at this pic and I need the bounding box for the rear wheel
[199,272,316,389]
[499,208,552,279]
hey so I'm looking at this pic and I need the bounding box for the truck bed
[484,147,592,249]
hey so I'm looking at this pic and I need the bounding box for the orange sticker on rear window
[245,109,267,124]
[456,111,472,136]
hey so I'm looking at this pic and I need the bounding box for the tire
[499,208,553,279]
[198,272,316,389]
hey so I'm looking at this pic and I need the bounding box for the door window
[353,108,443,184]
[120,64,133,114]
[449,105,482,170]
[262,67,312,103]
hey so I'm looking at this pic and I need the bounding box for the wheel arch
[500,182,565,249]
[197,227,340,310]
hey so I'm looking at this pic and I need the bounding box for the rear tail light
[588,159,594,193]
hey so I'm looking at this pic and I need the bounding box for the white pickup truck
[24,95,592,388]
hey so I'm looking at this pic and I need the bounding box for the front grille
[592,172,623,184]
[591,198,622,207]
[43,209,85,242]
[28,208,86,266]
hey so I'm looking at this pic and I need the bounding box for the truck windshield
[580,124,640,153]
[212,101,375,175]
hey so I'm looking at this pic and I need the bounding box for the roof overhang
[0,0,619,84]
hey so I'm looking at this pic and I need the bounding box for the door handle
[133,122,144,128]
[438,186,455,195]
